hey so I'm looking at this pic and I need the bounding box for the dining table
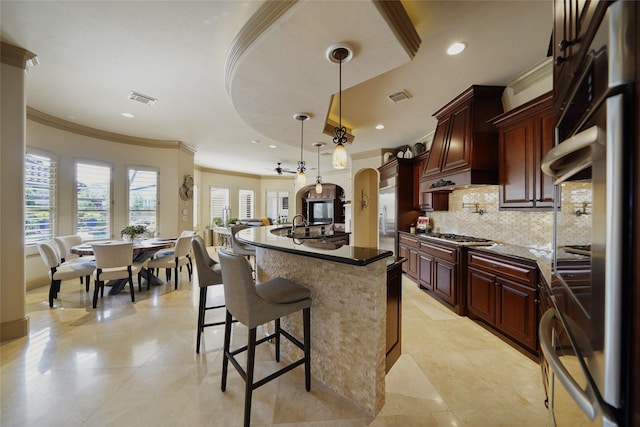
[70,238,176,294]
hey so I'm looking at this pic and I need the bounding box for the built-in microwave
[539,2,634,425]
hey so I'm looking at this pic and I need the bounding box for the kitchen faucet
[291,214,308,233]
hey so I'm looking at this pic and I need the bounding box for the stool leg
[244,327,257,427]
[221,310,233,391]
[303,307,311,391]
[274,318,281,362]
[196,287,207,353]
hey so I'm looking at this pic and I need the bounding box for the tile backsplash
[425,182,591,249]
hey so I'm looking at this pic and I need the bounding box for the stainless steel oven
[540,2,634,425]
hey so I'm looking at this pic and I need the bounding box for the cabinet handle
[554,56,567,66]
[558,39,576,51]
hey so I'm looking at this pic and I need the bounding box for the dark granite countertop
[237,226,393,266]
[468,244,589,286]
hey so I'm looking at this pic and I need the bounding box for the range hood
[421,85,505,192]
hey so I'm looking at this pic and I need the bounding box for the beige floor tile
[1,265,548,426]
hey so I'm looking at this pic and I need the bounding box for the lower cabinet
[386,258,404,373]
[398,233,419,280]
[467,250,538,352]
[418,239,461,314]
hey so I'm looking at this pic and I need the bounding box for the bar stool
[217,249,311,427]
[191,235,233,353]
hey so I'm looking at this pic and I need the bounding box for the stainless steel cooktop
[420,233,494,246]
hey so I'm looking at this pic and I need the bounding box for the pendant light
[313,142,324,194]
[326,44,353,169]
[294,113,309,186]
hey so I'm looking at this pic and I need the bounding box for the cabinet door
[441,102,472,173]
[407,248,419,280]
[534,109,557,208]
[423,117,449,177]
[495,276,537,350]
[399,244,409,274]
[467,266,496,323]
[433,259,456,306]
[499,117,535,208]
[418,252,433,291]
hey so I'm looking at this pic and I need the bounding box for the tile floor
[1,249,549,426]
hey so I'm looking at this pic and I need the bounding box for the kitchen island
[236,226,395,417]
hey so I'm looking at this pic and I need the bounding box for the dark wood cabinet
[398,233,419,280]
[379,159,418,254]
[553,0,608,113]
[422,85,504,188]
[492,92,556,210]
[418,238,461,314]
[386,258,404,373]
[467,250,539,352]
[301,184,345,225]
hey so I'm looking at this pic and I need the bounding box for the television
[308,201,333,224]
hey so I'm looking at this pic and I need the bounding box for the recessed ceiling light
[269,144,276,149]
[121,112,134,118]
[251,139,261,144]
[375,124,385,130]
[446,42,467,56]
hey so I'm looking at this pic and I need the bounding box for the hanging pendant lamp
[326,44,353,169]
[313,142,324,194]
[294,113,309,186]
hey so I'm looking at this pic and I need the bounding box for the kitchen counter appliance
[539,2,634,425]
[420,233,493,247]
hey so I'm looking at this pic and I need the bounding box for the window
[266,190,289,223]
[210,187,230,225]
[128,168,158,234]
[25,150,57,245]
[76,162,111,240]
[239,189,255,220]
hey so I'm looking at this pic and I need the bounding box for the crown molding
[195,165,262,179]
[1,42,37,70]
[373,0,421,59]
[507,57,553,95]
[27,107,194,152]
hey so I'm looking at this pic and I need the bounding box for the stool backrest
[192,236,222,288]
[217,249,256,325]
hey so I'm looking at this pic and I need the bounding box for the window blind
[25,151,57,245]
[239,189,255,220]
[76,162,111,240]
[128,168,158,234]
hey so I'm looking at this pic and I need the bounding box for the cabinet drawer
[419,240,457,263]
[468,252,536,286]
[399,234,418,248]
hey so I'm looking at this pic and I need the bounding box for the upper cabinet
[491,92,556,210]
[553,0,609,114]
[422,85,505,190]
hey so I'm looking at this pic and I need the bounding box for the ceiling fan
[271,162,297,175]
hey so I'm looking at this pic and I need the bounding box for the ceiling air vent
[128,91,157,106]
[387,89,411,103]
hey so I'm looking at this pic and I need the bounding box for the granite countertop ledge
[468,243,554,284]
[236,226,393,266]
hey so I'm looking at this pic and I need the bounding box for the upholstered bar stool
[191,235,233,353]
[217,249,311,427]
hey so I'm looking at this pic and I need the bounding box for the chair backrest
[91,242,133,269]
[37,240,61,269]
[180,230,196,237]
[192,236,222,288]
[217,249,257,325]
[173,235,193,258]
[230,224,252,253]
[53,235,82,259]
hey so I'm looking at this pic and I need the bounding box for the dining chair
[146,235,192,289]
[191,235,235,353]
[36,240,96,308]
[153,230,196,276]
[91,242,142,308]
[218,249,311,427]
[54,234,94,291]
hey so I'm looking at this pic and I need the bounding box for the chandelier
[294,113,309,186]
[326,44,353,169]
